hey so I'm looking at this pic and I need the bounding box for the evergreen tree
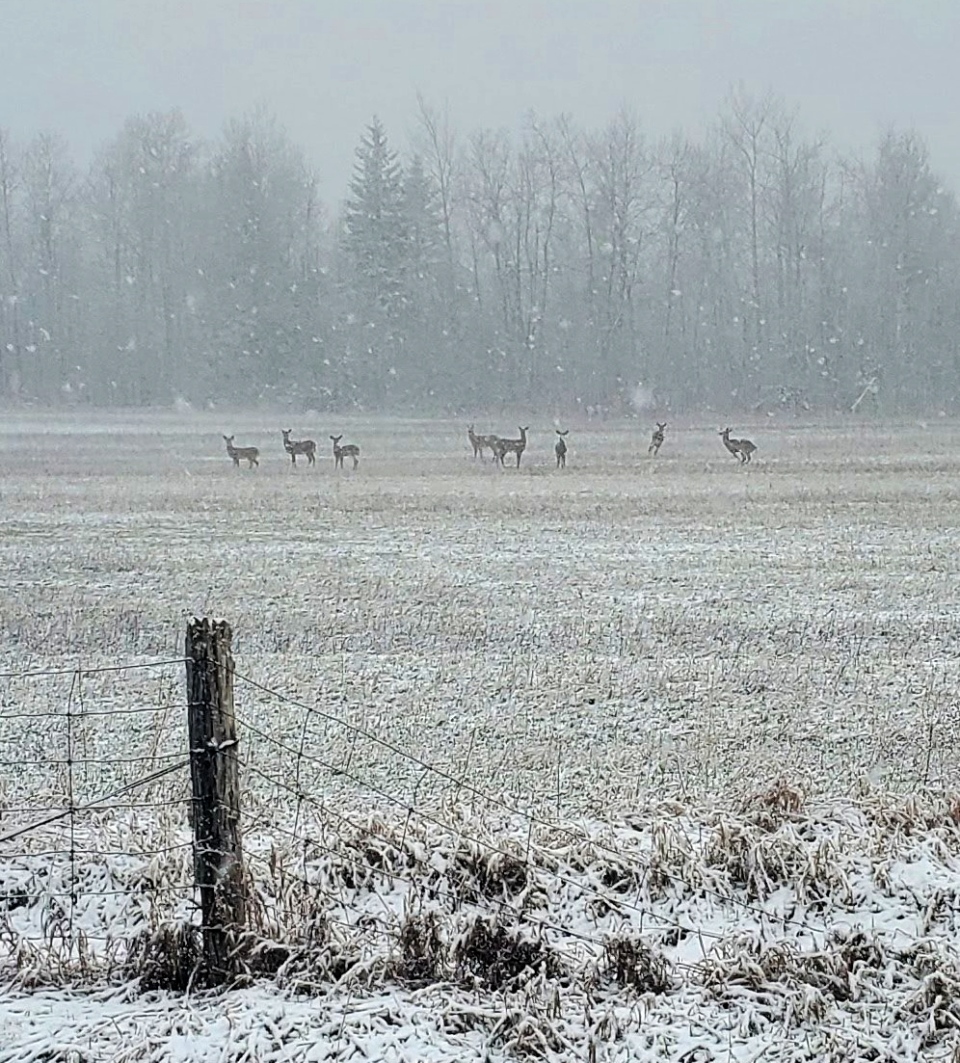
[399,153,447,401]
[341,117,408,404]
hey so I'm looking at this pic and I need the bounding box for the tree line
[1,90,958,415]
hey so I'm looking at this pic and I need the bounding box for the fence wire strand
[233,671,827,938]
[0,644,823,990]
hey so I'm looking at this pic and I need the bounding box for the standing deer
[282,429,316,466]
[720,427,757,464]
[330,434,360,470]
[467,424,499,461]
[555,430,569,469]
[492,426,529,468]
[737,435,758,464]
[648,422,667,456]
[223,435,259,468]
[719,427,740,459]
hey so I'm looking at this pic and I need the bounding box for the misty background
[2,0,959,415]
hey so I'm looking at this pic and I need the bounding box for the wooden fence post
[185,617,246,984]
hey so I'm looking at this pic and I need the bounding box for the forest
[0,90,957,415]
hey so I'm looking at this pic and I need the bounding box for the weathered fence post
[185,617,246,985]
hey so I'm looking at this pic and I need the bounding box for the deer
[737,435,758,464]
[648,422,667,457]
[467,424,499,461]
[223,435,259,468]
[555,429,569,469]
[281,429,316,466]
[330,434,360,470]
[719,427,757,464]
[492,426,529,468]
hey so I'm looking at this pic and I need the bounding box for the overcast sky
[4,0,958,207]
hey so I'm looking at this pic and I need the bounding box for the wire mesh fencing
[0,625,829,994]
[0,658,193,974]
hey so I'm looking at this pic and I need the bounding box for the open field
[3,409,960,1061]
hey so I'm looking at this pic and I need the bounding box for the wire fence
[0,658,193,962]
[0,629,833,988]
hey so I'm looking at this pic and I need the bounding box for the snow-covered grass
[2,408,960,1061]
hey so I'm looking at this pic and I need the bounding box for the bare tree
[720,87,778,388]
[21,134,78,399]
[0,129,23,397]
[586,108,656,403]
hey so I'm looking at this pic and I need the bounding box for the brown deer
[719,427,757,464]
[648,422,666,456]
[555,429,569,469]
[467,424,499,461]
[330,434,360,470]
[223,435,259,468]
[737,436,758,464]
[282,429,316,466]
[493,426,529,467]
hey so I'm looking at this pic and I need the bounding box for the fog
[2,0,959,415]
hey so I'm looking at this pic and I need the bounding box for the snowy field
[2,409,960,1061]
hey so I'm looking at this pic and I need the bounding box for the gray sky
[4,0,959,206]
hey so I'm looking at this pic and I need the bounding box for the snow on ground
[2,410,960,1061]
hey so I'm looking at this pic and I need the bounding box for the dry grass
[4,408,960,816]
[3,407,960,1058]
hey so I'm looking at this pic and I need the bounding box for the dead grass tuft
[741,777,806,829]
[124,922,201,993]
[451,841,531,904]
[389,909,446,985]
[698,927,888,1025]
[590,930,672,995]
[704,818,842,902]
[273,913,378,992]
[452,914,560,990]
